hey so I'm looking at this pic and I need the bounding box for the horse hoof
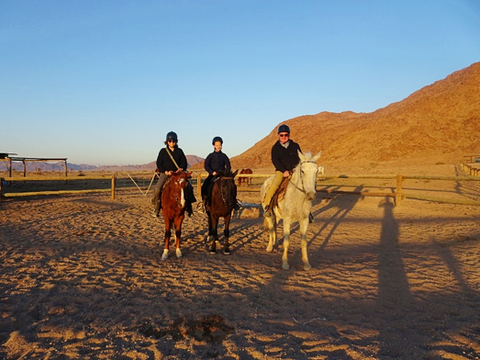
[224,249,230,255]
[303,263,312,271]
[266,246,273,253]
[161,249,169,261]
[176,249,182,258]
[210,250,217,254]
[282,263,290,270]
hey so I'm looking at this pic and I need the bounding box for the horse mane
[216,169,237,178]
[210,169,237,209]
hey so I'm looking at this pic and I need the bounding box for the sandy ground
[1,164,480,359]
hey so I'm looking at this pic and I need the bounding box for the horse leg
[209,216,219,254]
[162,218,172,261]
[207,212,213,244]
[299,217,312,270]
[264,215,277,252]
[281,221,291,270]
[223,214,232,255]
[174,215,184,258]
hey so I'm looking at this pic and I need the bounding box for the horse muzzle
[306,191,316,201]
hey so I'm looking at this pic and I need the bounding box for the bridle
[167,176,187,208]
[288,160,318,194]
[213,176,235,205]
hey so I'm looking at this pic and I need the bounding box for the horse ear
[232,169,239,177]
[312,151,322,162]
[298,150,305,161]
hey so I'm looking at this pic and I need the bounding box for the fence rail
[2,170,480,206]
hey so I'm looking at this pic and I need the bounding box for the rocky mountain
[230,61,480,170]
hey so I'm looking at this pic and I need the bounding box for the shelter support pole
[0,177,3,204]
[111,173,116,200]
[395,174,403,206]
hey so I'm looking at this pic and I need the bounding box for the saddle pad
[270,177,290,210]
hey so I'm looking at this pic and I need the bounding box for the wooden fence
[2,171,480,206]
[460,162,480,177]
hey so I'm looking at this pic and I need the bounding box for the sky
[1,0,479,166]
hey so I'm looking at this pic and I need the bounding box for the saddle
[269,176,290,211]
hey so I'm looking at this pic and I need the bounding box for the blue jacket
[204,151,231,176]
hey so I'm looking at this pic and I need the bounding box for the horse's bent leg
[264,216,277,252]
[209,217,219,254]
[162,219,172,261]
[282,221,291,270]
[223,214,232,254]
[299,218,312,270]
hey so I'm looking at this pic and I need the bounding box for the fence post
[395,174,403,206]
[196,172,202,199]
[111,173,116,200]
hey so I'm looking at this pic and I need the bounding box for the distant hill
[231,61,480,169]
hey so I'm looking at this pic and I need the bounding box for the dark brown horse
[160,170,191,260]
[237,168,253,187]
[206,169,238,254]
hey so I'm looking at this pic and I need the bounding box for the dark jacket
[156,146,188,173]
[204,151,231,176]
[271,140,301,173]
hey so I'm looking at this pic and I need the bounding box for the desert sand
[1,162,480,359]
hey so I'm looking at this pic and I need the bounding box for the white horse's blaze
[261,150,322,270]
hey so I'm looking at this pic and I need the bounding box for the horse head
[166,171,190,208]
[296,150,322,201]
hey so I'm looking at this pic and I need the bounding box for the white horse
[260,150,322,270]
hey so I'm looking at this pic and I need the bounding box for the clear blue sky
[1,0,479,166]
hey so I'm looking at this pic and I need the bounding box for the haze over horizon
[2,1,480,166]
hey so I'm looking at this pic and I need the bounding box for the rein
[288,160,317,193]
[213,176,234,205]
[166,176,186,209]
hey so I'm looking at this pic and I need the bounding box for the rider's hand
[283,171,290,177]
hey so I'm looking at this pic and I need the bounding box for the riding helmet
[277,124,290,134]
[212,136,223,145]
[166,131,178,142]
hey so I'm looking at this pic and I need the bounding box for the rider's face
[278,132,290,144]
[213,141,222,152]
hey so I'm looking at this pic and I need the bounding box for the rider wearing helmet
[262,124,301,217]
[152,131,195,217]
[201,136,240,210]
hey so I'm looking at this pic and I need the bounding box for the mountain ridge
[229,61,480,170]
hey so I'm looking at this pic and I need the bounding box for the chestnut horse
[160,170,191,261]
[237,168,253,187]
[205,169,238,254]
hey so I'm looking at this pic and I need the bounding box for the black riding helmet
[277,124,290,134]
[166,131,178,142]
[212,136,223,145]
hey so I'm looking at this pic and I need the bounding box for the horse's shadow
[310,185,364,248]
